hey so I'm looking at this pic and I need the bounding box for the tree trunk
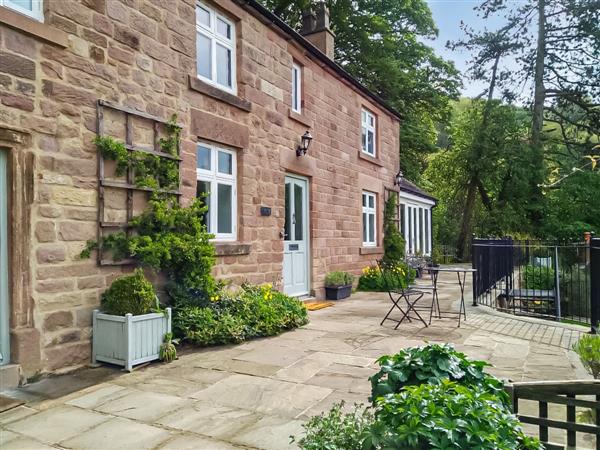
[456,177,478,261]
[531,0,546,151]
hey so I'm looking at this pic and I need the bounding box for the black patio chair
[377,259,434,329]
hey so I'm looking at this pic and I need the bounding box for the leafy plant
[82,196,217,296]
[364,381,542,450]
[572,334,600,379]
[101,269,158,316]
[173,284,309,346]
[383,192,406,263]
[94,115,180,191]
[357,263,415,292]
[292,402,373,450]
[369,343,508,404]
[159,332,177,363]
[522,264,555,290]
[324,271,354,287]
[94,135,129,176]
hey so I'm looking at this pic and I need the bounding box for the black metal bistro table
[428,267,477,327]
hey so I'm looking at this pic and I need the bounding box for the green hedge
[173,284,308,346]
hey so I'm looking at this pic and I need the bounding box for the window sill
[188,75,251,112]
[358,151,384,167]
[215,242,251,257]
[360,246,383,255]
[288,109,313,128]
[0,7,68,47]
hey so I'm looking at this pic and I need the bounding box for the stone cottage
[0,0,401,380]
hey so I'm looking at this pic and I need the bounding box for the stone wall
[0,0,399,375]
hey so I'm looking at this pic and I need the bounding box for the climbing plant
[94,114,180,191]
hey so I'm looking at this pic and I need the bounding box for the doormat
[305,301,334,311]
[0,395,24,413]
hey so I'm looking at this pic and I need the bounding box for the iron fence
[472,237,599,332]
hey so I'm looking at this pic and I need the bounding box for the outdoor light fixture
[296,130,313,157]
[394,170,404,186]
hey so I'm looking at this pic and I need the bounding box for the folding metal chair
[377,259,431,329]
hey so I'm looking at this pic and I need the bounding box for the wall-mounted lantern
[296,131,313,157]
[394,170,404,186]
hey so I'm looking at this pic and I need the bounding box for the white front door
[0,151,9,365]
[283,175,309,297]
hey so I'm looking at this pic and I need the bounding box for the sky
[425,0,507,98]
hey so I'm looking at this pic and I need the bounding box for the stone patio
[0,273,592,449]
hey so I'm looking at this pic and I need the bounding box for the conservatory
[399,179,437,256]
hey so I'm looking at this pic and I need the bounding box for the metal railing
[472,237,598,331]
[507,380,600,450]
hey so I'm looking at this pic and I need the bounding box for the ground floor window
[400,202,432,256]
[196,142,237,241]
[362,191,377,247]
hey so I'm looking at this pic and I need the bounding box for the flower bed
[173,284,308,346]
[357,262,415,291]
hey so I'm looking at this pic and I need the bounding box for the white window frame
[292,63,302,114]
[361,108,377,157]
[362,191,377,247]
[2,0,43,21]
[196,2,237,94]
[196,143,237,241]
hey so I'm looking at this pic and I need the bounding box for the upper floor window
[292,63,302,113]
[196,143,237,241]
[2,0,43,21]
[362,191,377,247]
[196,2,236,94]
[361,109,376,157]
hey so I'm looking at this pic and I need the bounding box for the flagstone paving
[0,272,592,449]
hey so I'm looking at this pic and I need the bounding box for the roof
[241,0,403,121]
[399,178,437,203]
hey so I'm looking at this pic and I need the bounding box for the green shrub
[369,343,507,404]
[382,192,405,263]
[364,382,542,450]
[522,264,555,290]
[572,334,600,379]
[357,263,415,292]
[173,284,308,346]
[293,402,373,450]
[324,271,354,287]
[101,269,157,316]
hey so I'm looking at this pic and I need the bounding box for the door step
[0,364,22,391]
[299,295,316,303]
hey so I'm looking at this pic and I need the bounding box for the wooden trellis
[95,99,183,266]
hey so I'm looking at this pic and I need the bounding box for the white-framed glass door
[283,175,310,297]
[0,150,9,365]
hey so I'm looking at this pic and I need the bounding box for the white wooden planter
[92,308,171,371]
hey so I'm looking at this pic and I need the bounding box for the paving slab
[158,433,245,450]
[60,417,171,449]
[94,390,189,422]
[5,405,110,443]
[191,374,332,418]
[229,415,305,450]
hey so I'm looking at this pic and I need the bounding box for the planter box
[92,308,171,371]
[325,285,352,300]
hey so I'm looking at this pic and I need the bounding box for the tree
[258,0,461,182]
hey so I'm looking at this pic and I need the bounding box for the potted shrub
[92,269,171,371]
[324,271,354,300]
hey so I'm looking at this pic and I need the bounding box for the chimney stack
[300,2,335,60]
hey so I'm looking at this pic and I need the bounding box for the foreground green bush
[365,382,541,450]
[101,269,157,316]
[296,344,542,450]
[370,343,508,404]
[173,284,308,345]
